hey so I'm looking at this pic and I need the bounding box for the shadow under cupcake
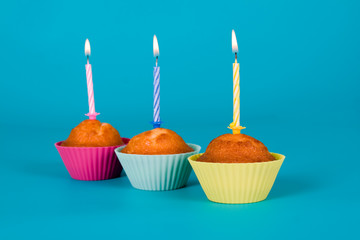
[188,133,285,204]
[55,119,129,181]
[115,128,201,191]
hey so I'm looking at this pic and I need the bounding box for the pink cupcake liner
[55,138,130,181]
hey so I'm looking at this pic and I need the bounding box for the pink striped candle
[84,39,99,119]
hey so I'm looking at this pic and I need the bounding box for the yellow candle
[233,60,240,127]
[229,30,245,134]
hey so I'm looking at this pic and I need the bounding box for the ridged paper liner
[188,153,285,204]
[115,144,201,191]
[55,138,130,181]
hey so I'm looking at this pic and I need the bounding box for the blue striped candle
[152,35,161,128]
[153,66,160,128]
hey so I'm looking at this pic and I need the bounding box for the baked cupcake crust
[121,128,193,155]
[198,133,275,163]
[61,119,124,147]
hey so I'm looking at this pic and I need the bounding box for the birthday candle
[153,35,161,128]
[232,30,240,128]
[84,39,99,119]
[229,30,244,134]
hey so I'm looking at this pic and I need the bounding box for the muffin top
[197,133,275,163]
[61,119,123,147]
[121,128,193,155]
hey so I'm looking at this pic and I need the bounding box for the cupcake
[115,128,201,191]
[55,119,129,181]
[188,133,285,204]
[187,30,285,203]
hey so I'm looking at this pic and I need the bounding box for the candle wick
[156,56,158,67]
[235,52,237,63]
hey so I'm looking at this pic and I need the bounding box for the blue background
[0,0,359,239]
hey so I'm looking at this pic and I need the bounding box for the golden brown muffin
[198,133,275,163]
[61,119,124,147]
[121,128,193,155]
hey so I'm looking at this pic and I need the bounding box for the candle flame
[85,39,91,56]
[153,35,159,57]
[232,30,238,53]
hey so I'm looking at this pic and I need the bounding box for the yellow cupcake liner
[188,153,285,204]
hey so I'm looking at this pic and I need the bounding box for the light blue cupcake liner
[115,144,201,191]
